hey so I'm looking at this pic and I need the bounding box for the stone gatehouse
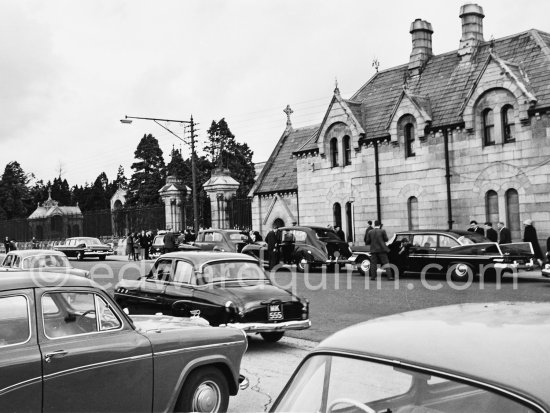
[250,3,550,248]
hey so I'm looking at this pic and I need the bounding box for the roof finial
[334,77,340,96]
[283,104,293,128]
[372,57,380,73]
[47,187,52,200]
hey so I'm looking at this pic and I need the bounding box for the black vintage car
[241,226,351,272]
[193,229,253,253]
[54,237,113,260]
[149,233,200,259]
[350,229,535,281]
[114,251,310,342]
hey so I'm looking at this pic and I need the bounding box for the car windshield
[202,261,267,283]
[22,254,70,269]
[313,228,341,241]
[229,232,250,242]
[84,238,101,245]
[273,354,535,413]
[152,235,164,246]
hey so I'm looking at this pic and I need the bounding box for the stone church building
[250,3,550,247]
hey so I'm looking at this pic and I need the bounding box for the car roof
[4,250,66,258]
[161,251,258,266]
[316,302,550,407]
[67,237,99,241]
[0,271,98,291]
[396,229,479,237]
[198,229,245,233]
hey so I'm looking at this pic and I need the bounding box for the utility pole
[190,116,199,233]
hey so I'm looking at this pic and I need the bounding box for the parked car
[54,237,113,260]
[271,302,550,412]
[350,229,535,280]
[242,226,352,272]
[114,251,311,342]
[150,233,201,259]
[0,249,89,278]
[0,271,248,412]
[194,229,253,253]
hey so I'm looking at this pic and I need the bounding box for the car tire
[260,331,285,342]
[175,366,229,413]
[357,256,371,276]
[450,262,473,283]
[77,251,84,261]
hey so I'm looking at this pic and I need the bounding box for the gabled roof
[28,205,82,220]
[250,125,319,195]
[352,29,550,139]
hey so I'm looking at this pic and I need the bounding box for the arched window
[343,136,351,166]
[485,190,498,225]
[407,197,418,230]
[330,138,339,167]
[333,203,342,228]
[501,105,515,143]
[482,108,495,146]
[405,124,415,157]
[345,202,353,242]
[505,188,520,241]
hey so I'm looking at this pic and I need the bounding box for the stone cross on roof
[284,104,293,128]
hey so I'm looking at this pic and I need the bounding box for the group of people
[125,230,153,261]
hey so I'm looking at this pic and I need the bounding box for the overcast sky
[1,0,549,186]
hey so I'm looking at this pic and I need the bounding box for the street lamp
[120,114,200,233]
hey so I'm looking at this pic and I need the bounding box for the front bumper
[221,319,311,333]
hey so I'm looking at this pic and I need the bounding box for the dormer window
[343,136,351,166]
[482,108,495,146]
[330,138,339,167]
[501,105,515,143]
[405,123,415,157]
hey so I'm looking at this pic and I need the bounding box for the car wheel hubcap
[192,381,221,412]
[360,260,370,272]
[455,264,468,277]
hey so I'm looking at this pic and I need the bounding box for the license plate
[267,303,284,321]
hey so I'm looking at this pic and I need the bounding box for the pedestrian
[30,237,40,249]
[467,220,485,236]
[252,231,263,242]
[140,230,150,260]
[365,220,394,280]
[523,219,543,267]
[125,232,134,261]
[3,236,10,253]
[334,225,345,241]
[363,221,373,245]
[163,228,177,253]
[281,229,295,264]
[9,239,17,251]
[497,221,512,244]
[133,232,141,261]
[265,224,279,270]
[484,222,498,242]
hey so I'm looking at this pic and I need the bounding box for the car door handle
[44,350,69,363]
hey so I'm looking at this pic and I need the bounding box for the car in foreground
[114,251,310,342]
[270,302,550,412]
[350,229,534,280]
[54,237,113,260]
[0,249,89,278]
[242,225,352,272]
[0,271,247,412]
[194,229,253,253]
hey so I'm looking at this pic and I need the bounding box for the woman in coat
[125,232,134,261]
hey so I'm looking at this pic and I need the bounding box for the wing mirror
[171,301,191,317]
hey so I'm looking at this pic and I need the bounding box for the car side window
[439,235,460,249]
[151,259,173,281]
[212,232,223,242]
[96,295,122,331]
[173,260,194,284]
[0,295,30,347]
[294,231,307,243]
[42,292,99,338]
[11,256,21,268]
[3,255,13,267]
[204,232,214,242]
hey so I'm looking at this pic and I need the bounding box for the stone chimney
[408,19,433,76]
[458,3,484,60]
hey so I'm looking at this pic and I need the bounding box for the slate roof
[252,29,550,195]
[28,206,83,220]
[251,125,319,195]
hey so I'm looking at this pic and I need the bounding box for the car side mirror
[172,301,191,317]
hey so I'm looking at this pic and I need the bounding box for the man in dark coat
[523,219,543,266]
[139,230,150,260]
[363,221,373,245]
[163,229,177,253]
[334,226,346,241]
[4,236,11,253]
[484,222,498,242]
[265,224,279,270]
[497,221,512,244]
[468,220,485,236]
[365,220,393,280]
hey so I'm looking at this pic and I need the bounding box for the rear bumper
[494,258,534,271]
[221,319,311,333]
